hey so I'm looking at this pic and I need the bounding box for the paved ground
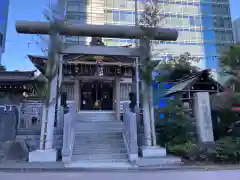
[1,169,240,180]
[2,162,240,171]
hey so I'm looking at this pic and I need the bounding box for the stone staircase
[70,112,129,166]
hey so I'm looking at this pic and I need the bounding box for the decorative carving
[64,64,132,77]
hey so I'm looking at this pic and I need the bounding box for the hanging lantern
[116,66,121,76]
[75,64,79,73]
[95,58,104,76]
[23,91,29,98]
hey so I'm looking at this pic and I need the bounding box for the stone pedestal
[135,146,182,167]
[141,146,166,157]
[28,149,57,162]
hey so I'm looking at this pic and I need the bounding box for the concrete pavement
[1,169,240,180]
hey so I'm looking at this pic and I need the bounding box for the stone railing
[62,102,77,162]
[19,101,43,130]
[122,102,138,162]
[18,100,65,132]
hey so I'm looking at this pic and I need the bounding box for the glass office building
[0,0,9,64]
[65,0,233,71]
[233,18,240,44]
[64,0,234,110]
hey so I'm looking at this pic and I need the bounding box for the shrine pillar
[74,78,80,111]
[115,77,120,121]
[57,54,64,127]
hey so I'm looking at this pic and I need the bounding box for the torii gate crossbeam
[15,21,178,41]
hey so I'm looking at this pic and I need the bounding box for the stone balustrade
[19,101,43,130]
[62,102,77,162]
[122,102,138,162]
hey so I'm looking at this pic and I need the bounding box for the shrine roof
[0,71,36,82]
[28,54,135,74]
[28,54,135,64]
[163,69,224,97]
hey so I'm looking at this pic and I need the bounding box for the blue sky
[1,0,240,71]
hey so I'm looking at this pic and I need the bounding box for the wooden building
[0,71,36,105]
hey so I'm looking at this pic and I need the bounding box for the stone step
[66,160,132,168]
[77,115,115,118]
[75,121,122,125]
[72,113,127,163]
[76,119,116,122]
[73,150,127,155]
[71,153,128,161]
[75,128,123,132]
[75,130,123,134]
[75,122,122,126]
[70,159,130,165]
[73,145,126,151]
[72,149,127,155]
[77,115,115,120]
[74,143,125,148]
[74,137,124,141]
[76,124,122,126]
[74,137,124,142]
[75,124,123,128]
[74,138,125,144]
[74,132,123,137]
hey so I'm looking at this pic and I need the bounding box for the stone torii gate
[15,21,178,162]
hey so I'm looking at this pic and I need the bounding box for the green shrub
[167,141,198,160]
[167,137,240,164]
[211,137,240,163]
[156,118,195,146]
[155,99,196,146]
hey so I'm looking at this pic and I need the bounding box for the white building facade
[0,0,10,64]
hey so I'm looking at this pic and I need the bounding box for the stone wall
[16,129,63,152]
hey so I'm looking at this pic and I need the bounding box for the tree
[138,1,198,146]
[209,44,240,139]
[213,44,240,110]
[0,65,6,71]
[155,52,200,82]
[220,44,240,82]
[38,1,64,150]
[138,0,166,146]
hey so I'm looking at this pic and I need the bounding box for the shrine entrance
[81,80,113,111]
